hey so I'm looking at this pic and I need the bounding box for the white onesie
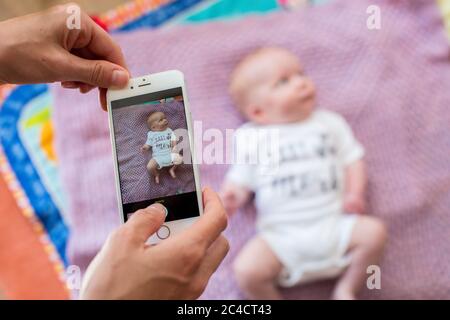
[226,109,365,287]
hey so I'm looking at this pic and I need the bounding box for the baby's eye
[297,69,308,78]
[276,77,289,86]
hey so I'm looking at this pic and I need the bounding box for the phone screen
[111,87,200,223]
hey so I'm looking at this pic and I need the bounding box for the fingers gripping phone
[107,70,202,244]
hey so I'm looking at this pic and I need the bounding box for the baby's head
[229,47,316,125]
[147,111,169,132]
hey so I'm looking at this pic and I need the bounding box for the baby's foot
[169,167,177,179]
[154,175,160,184]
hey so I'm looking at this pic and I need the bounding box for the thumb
[64,54,129,89]
[124,203,168,244]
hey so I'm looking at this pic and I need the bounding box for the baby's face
[147,111,169,131]
[235,49,316,125]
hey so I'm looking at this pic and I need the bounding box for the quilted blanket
[53,0,450,299]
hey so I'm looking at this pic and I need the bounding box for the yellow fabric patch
[40,120,56,162]
[438,0,450,40]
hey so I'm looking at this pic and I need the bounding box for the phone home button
[156,225,170,240]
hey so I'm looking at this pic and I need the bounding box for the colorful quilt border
[1,0,448,295]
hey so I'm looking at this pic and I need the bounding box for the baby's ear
[246,104,266,123]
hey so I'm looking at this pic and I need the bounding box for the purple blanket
[53,0,450,299]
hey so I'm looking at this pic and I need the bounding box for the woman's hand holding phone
[80,187,229,300]
[0,3,129,109]
[0,4,227,299]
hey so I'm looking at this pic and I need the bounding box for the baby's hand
[220,181,251,216]
[140,145,150,153]
[343,193,366,214]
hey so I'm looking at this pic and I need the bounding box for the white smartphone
[107,70,203,244]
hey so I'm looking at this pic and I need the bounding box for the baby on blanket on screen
[220,48,387,300]
[141,111,183,184]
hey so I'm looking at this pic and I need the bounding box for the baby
[221,47,387,300]
[141,111,183,184]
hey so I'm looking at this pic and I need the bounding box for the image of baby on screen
[112,94,196,207]
[141,111,183,184]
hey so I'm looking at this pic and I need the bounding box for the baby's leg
[146,159,160,184]
[169,153,183,179]
[332,215,387,300]
[233,236,283,300]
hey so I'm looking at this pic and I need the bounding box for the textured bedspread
[53,0,450,299]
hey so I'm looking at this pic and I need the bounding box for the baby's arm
[170,129,178,152]
[325,111,366,214]
[140,144,150,153]
[343,159,367,214]
[220,181,252,216]
[220,124,256,216]
[171,140,177,152]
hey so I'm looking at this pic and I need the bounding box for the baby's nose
[294,77,308,90]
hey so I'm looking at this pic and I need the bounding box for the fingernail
[79,84,93,94]
[148,203,168,217]
[111,69,129,88]
[61,82,78,89]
